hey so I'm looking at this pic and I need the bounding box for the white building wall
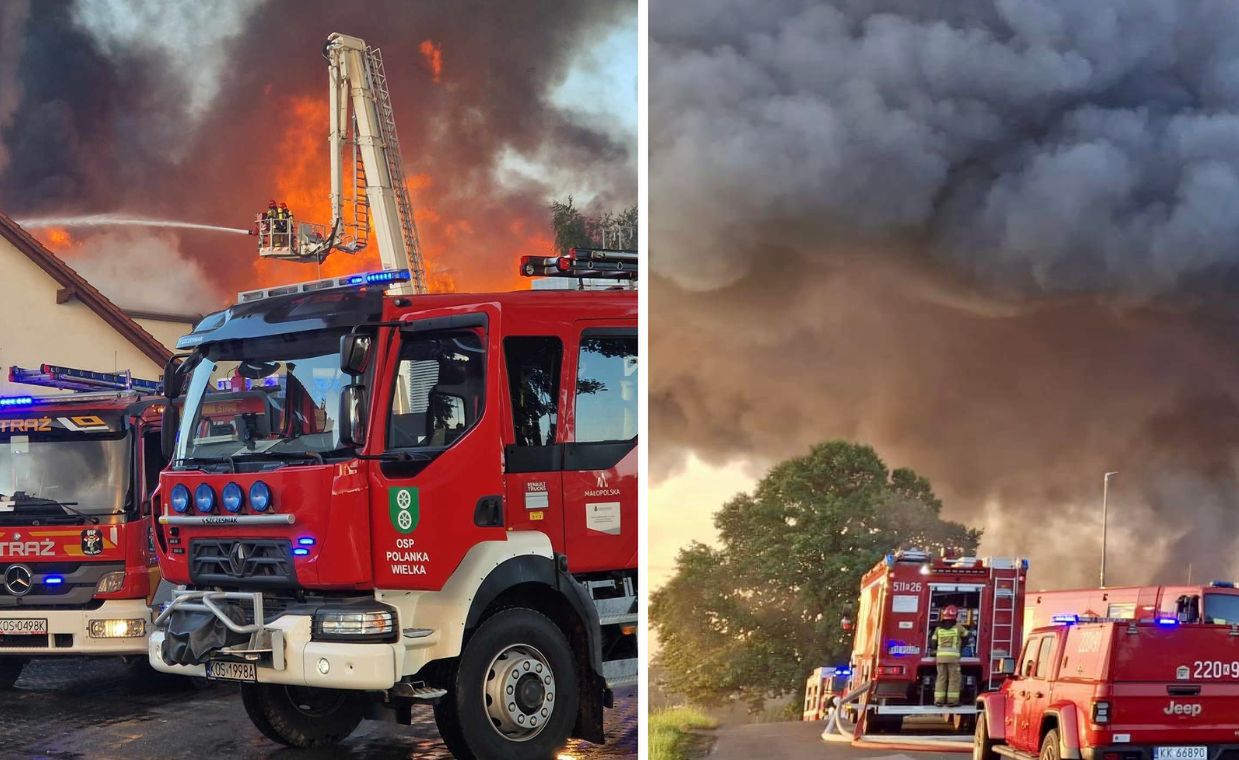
[0,237,173,398]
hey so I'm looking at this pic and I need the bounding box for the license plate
[0,618,47,636]
[1155,747,1208,760]
[205,660,257,682]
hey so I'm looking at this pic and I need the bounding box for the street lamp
[1100,471,1118,588]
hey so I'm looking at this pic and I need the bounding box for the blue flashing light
[297,537,316,546]
[44,575,64,586]
[1210,580,1236,588]
[249,481,272,512]
[194,483,216,513]
[292,547,310,557]
[346,275,365,285]
[221,482,244,513]
[0,396,35,408]
[170,484,191,514]
[364,268,410,285]
[1156,617,1180,626]
[1052,614,1080,624]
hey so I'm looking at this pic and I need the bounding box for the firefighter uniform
[932,621,965,706]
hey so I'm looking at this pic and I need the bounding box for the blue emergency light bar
[1052,614,1080,624]
[1156,617,1179,626]
[9,364,159,394]
[0,396,35,408]
[238,268,411,304]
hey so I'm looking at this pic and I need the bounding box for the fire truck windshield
[0,432,130,517]
[1203,593,1239,624]
[176,330,350,465]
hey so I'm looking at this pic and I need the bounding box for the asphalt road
[0,658,636,759]
[708,721,955,760]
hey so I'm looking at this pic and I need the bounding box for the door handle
[474,495,503,527]
[1035,692,1045,698]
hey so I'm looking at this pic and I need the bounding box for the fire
[34,226,75,252]
[419,40,443,84]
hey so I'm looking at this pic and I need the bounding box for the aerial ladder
[254,33,426,296]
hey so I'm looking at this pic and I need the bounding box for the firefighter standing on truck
[932,605,965,707]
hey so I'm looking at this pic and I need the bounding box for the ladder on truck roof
[988,572,1019,690]
[9,364,160,394]
[520,247,638,290]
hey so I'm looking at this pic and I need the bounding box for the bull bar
[153,588,286,670]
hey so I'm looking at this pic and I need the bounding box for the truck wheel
[0,658,25,689]
[869,714,903,733]
[974,711,999,760]
[240,683,364,748]
[1040,729,1061,760]
[445,608,580,760]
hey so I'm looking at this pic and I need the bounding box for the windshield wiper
[1,493,100,525]
[175,455,238,473]
[231,450,325,466]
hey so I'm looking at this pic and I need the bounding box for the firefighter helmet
[279,202,289,210]
[268,199,277,207]
[941,605,960,621]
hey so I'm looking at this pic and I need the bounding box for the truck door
[1016,634,1057,749]
[561,323,637,572]
[368,309,507,591]
[501,335,567,548]
[1007,635,1042,750]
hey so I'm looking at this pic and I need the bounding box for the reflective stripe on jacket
[933,624,964,661]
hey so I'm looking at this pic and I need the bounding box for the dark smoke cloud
[1,0,636,301]
[652,0,1239,588]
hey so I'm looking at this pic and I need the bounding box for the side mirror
[340,334,373,376]
[162,355,186,400]
[338,385,367,449]
[160,404,180,462]
[998,657,1016,675]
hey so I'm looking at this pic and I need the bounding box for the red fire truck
[840,550,1029,736]
[1026,583,1239,633]
[804,665,852,721]
[977,617,1239,760]
[0,364,169,685]
[148,264,638,758]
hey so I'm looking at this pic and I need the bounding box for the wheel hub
[483,643,556,741]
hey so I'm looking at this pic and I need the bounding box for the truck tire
[1040,728,1061,760]
[869,714,903,733]
[0,658,25,689]
[443,608,580,760]
[974,711,999,760]
[240,683,364,748]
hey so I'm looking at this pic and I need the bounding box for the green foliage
[650,441,980,712]
[550,196,637,253]
[649,706,717,760]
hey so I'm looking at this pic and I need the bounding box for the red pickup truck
[976,618,1239,760]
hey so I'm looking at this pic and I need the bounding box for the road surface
[709,721,955,760]
[0,658,636,759]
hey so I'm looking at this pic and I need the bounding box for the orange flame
[33,227,76,253]
[419,40,443,84]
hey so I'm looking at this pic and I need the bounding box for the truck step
[599,612,638,627]
[389,682,447,703]
[994,744,1036,760]
[603,658,638,689]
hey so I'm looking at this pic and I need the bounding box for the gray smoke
[652,0,1239,588]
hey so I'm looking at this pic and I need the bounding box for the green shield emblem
[389,487,420,534]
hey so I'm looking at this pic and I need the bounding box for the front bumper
[148,589,411,690]
[0,598,152,656]
[1082,745,1239,760]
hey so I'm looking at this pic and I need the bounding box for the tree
[650,441,980,711]
[550,196,637,253]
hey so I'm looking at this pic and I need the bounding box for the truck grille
[189,539,297,589]
[0,562,121,609]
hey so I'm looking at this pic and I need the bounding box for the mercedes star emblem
[4,564,34,597]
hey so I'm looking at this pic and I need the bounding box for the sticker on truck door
[586,502,620,535]
[389,487,420,534]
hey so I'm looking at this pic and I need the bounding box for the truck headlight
[96,571,125,594]
[312,607,396,642]
[88,619,146,638]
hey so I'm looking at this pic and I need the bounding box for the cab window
[1034,636,1056,679]
[575,331,636,442]
[387,330,486,449]
[1019,636,1041,677]
[504,337,562,447]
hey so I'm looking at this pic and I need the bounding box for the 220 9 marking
[1191,660,1239,679]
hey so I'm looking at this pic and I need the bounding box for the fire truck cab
[148,268,637,758]
[0,365,169,685]
[842,550,1028,735]
[1026,583,1239,633]
[804,665,851,721]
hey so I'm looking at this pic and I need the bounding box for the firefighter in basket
[931,604,965,707]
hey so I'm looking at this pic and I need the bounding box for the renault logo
[4,565,33,597]
[227,543,249,576]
